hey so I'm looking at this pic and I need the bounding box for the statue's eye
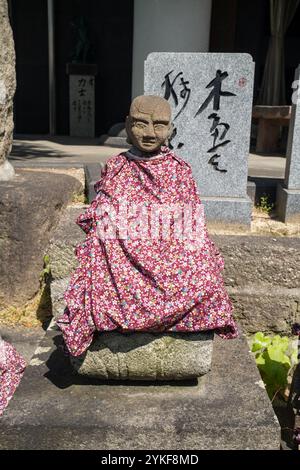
[134,121,146,129]
[154,124,166,130]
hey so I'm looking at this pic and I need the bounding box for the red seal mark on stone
[238,77,247,87]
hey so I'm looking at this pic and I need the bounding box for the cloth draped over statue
[0,337,26,416]
[57,147,238,356]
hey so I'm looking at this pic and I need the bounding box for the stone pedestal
[277,66,300,222]
[70,331,214,381]
[0,324,280,450]
[67,63,97,138]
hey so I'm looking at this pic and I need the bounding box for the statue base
[70,331,213,381]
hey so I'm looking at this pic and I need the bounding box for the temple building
[8,0,300,137]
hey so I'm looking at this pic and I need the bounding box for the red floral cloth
[57,147,238,356]
[0,338,26,416]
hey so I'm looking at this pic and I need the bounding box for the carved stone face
[126,95,172,153]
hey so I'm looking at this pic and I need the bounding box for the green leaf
[255,354,265,365]
[250,332,298,400]
[267,344,291,367]
[251,332,272,352]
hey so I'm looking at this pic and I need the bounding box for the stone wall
[49,206,300,335]
[213,235,300,334]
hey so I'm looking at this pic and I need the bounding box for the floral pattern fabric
[57,147,238,356]
[0,337,26,416]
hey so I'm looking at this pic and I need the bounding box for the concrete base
[277,184,300,223]
[0,324,280,450]
[201,195,253,226]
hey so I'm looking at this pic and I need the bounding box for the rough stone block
[70,331,214,380]
[229,287,300,335]
[0,170,83,308]
[213,235,300,289]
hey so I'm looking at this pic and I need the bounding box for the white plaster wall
[131,0,212,98]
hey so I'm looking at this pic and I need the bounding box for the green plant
[250,332,298,401]
[256,194,274,214]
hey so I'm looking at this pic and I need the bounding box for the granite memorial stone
[277,65,300,223]
[144,53,255,225]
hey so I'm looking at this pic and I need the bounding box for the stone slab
[70,331,213,381]
[144,52,255,224]
[0,324,280,450]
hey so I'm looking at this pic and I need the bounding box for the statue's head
[126,95,172,153]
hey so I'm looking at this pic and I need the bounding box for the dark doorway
[210,0,300,105]
[11,0,49,134]
[55,0,134,136]
[11,0,134,135]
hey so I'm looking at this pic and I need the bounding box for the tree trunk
[0,0,15,180]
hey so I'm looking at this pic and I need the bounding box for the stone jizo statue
[57,95,237,380]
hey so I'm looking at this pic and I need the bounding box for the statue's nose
[144,123,155,138]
